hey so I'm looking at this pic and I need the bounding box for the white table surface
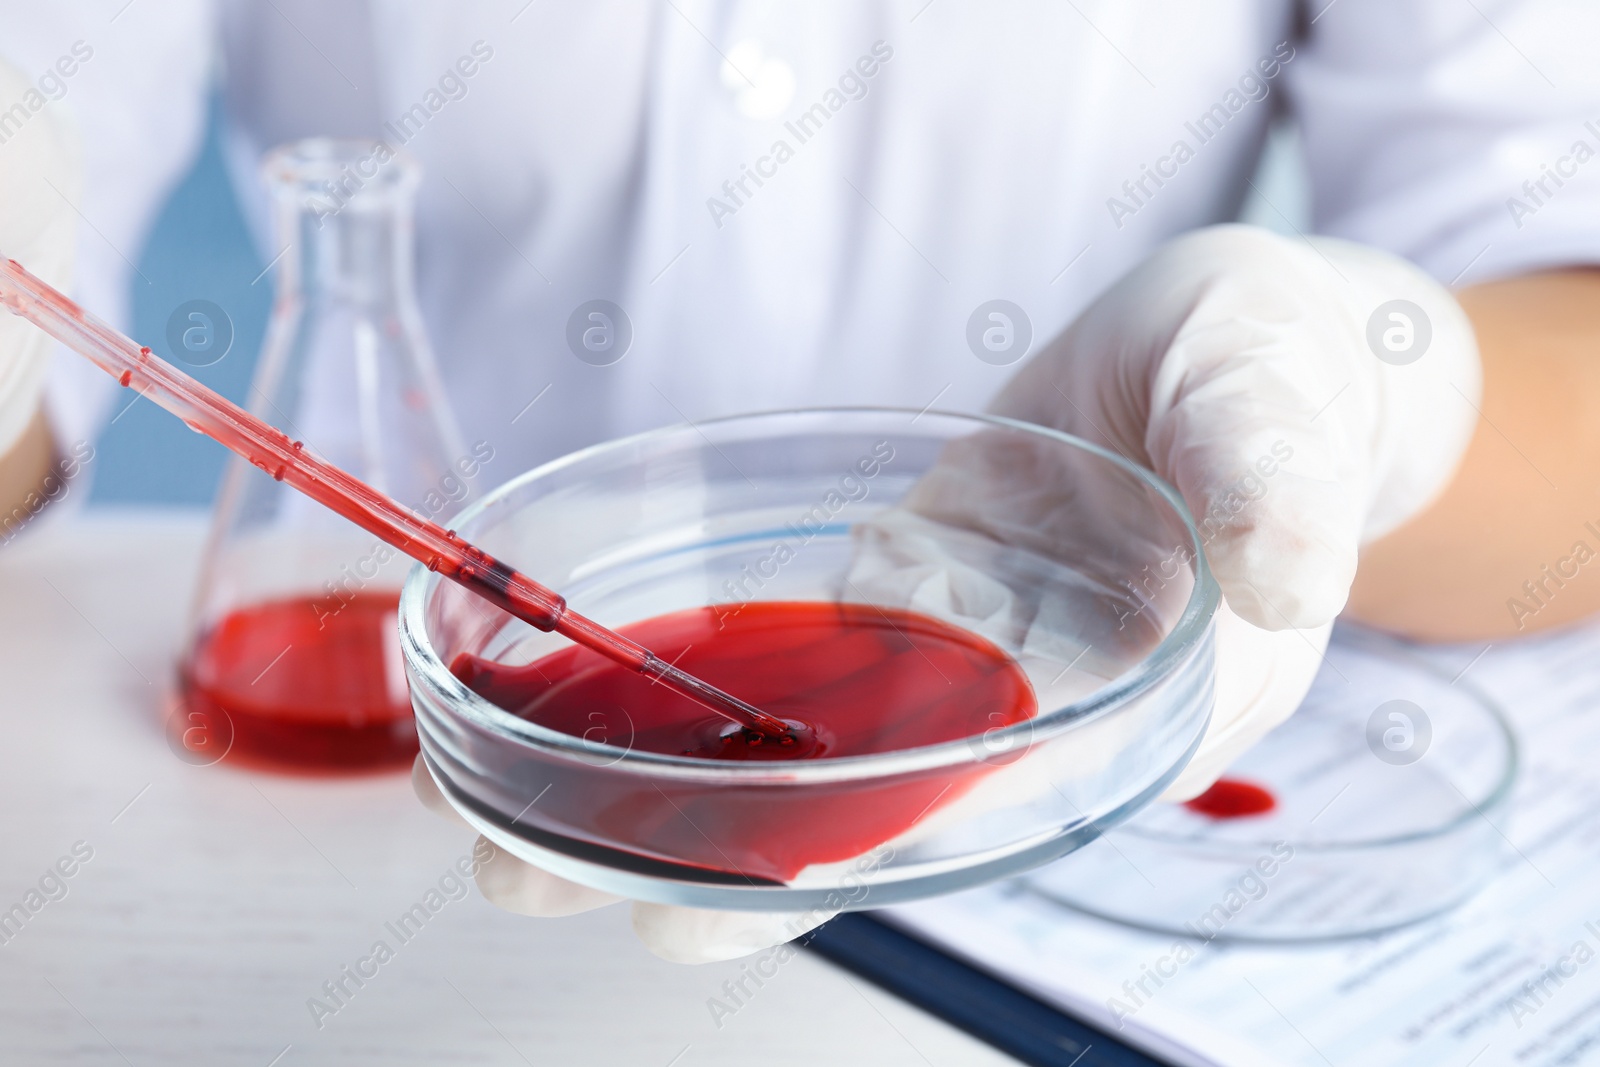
[0,512,1018,1066]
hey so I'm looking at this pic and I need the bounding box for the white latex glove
[411,754,831,964]
[987,224,1480,797]
[0,55,79,456]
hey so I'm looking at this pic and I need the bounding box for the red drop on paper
[1183,777,1277,819]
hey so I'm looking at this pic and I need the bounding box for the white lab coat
[4,0,1599,477]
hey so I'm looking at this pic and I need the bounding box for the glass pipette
[0,256,797,741]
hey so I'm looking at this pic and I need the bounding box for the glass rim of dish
[399,406,1222,783]
[1124,629,1520,852]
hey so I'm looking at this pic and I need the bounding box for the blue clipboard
[805,913,1165,1067]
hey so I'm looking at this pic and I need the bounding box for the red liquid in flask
[180,591,418,771]
[452,601,1037,882]
[1183,778,1276,819]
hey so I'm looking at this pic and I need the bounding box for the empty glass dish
[1026,627,1518,941]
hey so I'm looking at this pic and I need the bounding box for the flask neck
[264,139,421,312]
[279,206,416,311]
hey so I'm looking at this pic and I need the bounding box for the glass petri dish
[1024,626,1518,941]
[400,408,1220,911]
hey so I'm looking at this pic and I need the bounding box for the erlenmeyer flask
[180,138,475,772]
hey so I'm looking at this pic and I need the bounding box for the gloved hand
[411,754,831,963]
[0,54,79,458]
[987,224,1480,797]
[413,224,1481,963]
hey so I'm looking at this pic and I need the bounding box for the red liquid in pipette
[181,592,417,770]
[452,601,1037,880]
[1183,778,1276,819]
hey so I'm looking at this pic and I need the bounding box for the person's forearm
[0,408,55,534]
[1347,269,1600,640]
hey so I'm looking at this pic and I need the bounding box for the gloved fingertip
[1216,569,1347,632]
[475,843,624,917]
[1158,766,1219,804]
[631,903,827,965]
[410,753,473,829]
[1161,613,1331,802]
[1204,505,1356,632]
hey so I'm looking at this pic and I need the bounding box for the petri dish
[400,408,1221,912]
[1025,626,1518,941]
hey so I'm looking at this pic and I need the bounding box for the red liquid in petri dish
[452,600,1038,882]
[1183,777,1276,819]
[180,591,417,771]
